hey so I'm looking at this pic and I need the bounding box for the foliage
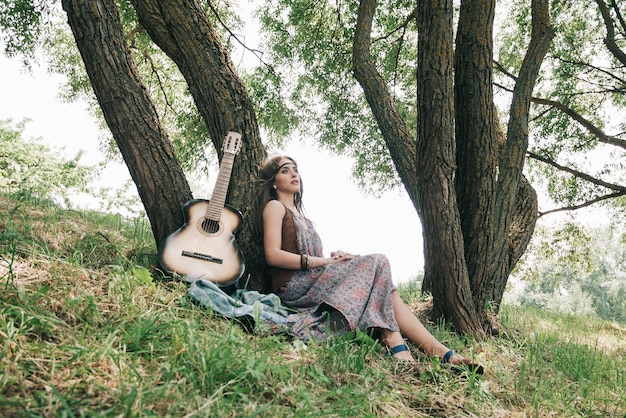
[0,192,625,416]
[252,0,417,194]
[512,220,626,323]
[0,0,249,178]
[496,0,626,215]
[0,118,93,207]
[0,0,55,63]
[3,0,625,211]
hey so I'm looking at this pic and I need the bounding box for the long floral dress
[277,209,400,342]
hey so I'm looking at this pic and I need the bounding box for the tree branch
[352,0,416,204]
[527,151,626,193]
[595,0,626,67]
[538,191,625,216]
[494,67,626,151]
[205,0,276,74]
[528,150,626,216]
[532,96,626,150]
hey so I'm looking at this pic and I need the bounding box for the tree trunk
[62,0,193,248]
[416,0,485,337]
[353,0,489,335]
[488,0,553,312]
[454,0,500,325]
[454,0,552,328]
[487,174,538,313]
[130,0,268,291]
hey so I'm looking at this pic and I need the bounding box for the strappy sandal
[442,350,485,375]
[386,344,418,363]
[388,344,411,356]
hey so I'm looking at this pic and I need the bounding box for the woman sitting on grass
[255,154,483,372]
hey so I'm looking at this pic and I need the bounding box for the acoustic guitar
[158,132,245,285]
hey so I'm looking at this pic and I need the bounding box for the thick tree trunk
[454,0,500,325]
[354,0,485,335]
[130,0,268,291]
[454,0,552,328]
[62,0,193,248]
[417,0,484,336]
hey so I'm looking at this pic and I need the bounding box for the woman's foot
[387,343,417,362]
[382,330,416,362]
[443,350,485,374]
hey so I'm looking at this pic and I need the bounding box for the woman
[255,154,482,370]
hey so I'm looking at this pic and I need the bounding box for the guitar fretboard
[205,152,236,221]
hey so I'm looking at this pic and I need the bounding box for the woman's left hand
[330,250,357,261]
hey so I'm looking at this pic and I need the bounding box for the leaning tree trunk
[352,0,417,206]
[488,0,553,311]
[487,174,538,314]
[130,0,268,291]
[62,0,193,248]
[453,0,552,331]
[417,0,484,336]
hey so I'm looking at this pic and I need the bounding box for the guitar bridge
[181,250,223,264]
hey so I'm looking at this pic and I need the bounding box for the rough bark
[62,0,193,248]
[487,174,538,311]
[453,0,551,328]
[130,0,268,291]
[416,0,484,336]
[454,0,499,325]
[488,0,553,313]
[354,0,549,335]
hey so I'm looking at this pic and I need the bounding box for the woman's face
[273,158,301,195]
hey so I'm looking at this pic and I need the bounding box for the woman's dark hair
[254,154,304,233]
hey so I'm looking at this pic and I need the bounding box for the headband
[275,161,297,173]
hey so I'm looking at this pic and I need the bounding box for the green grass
[1,193,625,417]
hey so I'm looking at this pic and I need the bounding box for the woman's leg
[391,290,474,366]
[379,328,416,362]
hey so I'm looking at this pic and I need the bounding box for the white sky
[0,55,423,284]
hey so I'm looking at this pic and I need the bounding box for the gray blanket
[188,279,293,333]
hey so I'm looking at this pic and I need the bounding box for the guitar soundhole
[201,218,221,234]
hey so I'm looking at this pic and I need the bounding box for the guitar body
[158,199,245,285]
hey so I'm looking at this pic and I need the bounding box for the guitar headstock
[223,131,242,155]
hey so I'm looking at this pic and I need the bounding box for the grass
[1,192,625,417]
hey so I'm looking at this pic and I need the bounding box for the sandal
[442,350,485,375]
[386,343,417,362]
[388,344,411,356]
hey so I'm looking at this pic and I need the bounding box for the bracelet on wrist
[300,254,310,271]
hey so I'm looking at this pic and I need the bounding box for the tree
[5,0,623,335]
[254,0,553,335]
[0,118,92,203]
[59,0,269,290]
[128,0,268,289]
[61,0,194,250]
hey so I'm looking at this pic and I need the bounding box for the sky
[0,54,423,284]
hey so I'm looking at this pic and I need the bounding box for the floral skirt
[276,253,399,341]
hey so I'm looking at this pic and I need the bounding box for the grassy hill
[1,193,624,417]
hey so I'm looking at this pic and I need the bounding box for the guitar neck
[206,152,236,220]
